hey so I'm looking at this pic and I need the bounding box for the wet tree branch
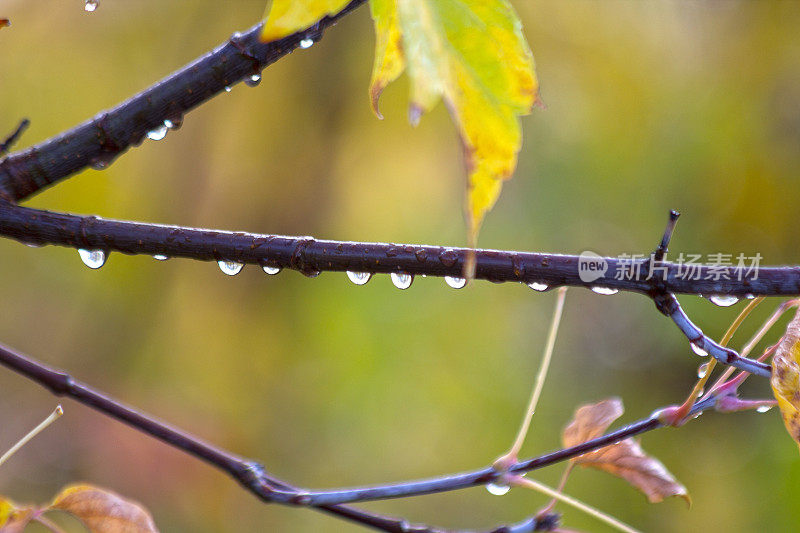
[0,342,562,533]
[1,339,733,529]
[0,0,366,202]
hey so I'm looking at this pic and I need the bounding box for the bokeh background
[1,1,800,531]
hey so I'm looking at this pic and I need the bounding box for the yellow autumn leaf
[771,308,800,450]
[260,0,352,42]
[369,0,539,242]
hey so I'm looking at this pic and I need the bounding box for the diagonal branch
[0,342,560,533]
[0,1,367,203]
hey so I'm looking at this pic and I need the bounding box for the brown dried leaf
[562,398,690,505]
[50,484,158,533]
[770,308,800,450]
[0,19,9,29]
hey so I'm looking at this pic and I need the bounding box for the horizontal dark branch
[2,202,799,298]
[0,0,366,202]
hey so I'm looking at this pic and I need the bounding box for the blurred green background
[1,1,800,531]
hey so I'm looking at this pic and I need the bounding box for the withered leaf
[0,497,33,533]
[770,307,800,450]
[50,484,158,533]
[563,398,690,505]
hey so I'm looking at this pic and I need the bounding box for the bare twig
[0,341,562,533]
[0,1,367,202]
[0,119,29,157]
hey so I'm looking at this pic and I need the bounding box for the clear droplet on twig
[347,271,371,286]
[153,254,169,261]
[218,260,244,276]
[756,405,773,413]
[84,0,98,12]
[486,482,510,496]
[78,248,106,269]
[299,38,314,49]
[708,295,739,307]
[224,86,232,93]
[690,341,709,357]
[591,286,619,296]
[245,74,261,87]
[147,125,168,141]
[697,362,710,379]
[445,276,466,289]
[390,272,413,290]
[262,264,281,275]
[528,281,548,292]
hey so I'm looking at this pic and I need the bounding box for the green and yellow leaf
[369,0,539,242]
[563,398,690,505]
[771,308,800,450]
[50,484,158,533]
[260,0,351,42]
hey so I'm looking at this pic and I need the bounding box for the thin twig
[0,341,559,533]
[0,119,29,157]
[0,405,63,468]
[0,2,367,202]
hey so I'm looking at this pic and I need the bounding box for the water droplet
[164,116,183,130]
[84,0,98,12]
[301,268,320,278]
[690,341,708,357]
[25,241,43,248]
[153,254,169,261]
[708,295,739,307]
[528,282,548,292]
[218,260,244,276]
[299,38,314,49]
[696,388,705,398]
[445,276,466,289]
[439,249,458,267]
[390,272,413,290]
[262,264,281,275]
[346,271,371,286]
[756,405,773,413]
[245,74,261,87]
[486,482,510,496]
[697,362,710,379]
[591,286,619,295]
[78,248,106,269]
[224,86,232,93]
[147,125,168,141]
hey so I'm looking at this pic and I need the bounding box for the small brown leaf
[770,308,800,450]
[563,398,690,505]
[50,484,158,533]
[0,19,9,29]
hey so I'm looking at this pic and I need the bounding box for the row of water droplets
[74,250,752,302]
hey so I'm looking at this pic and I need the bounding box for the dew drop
[164,116,183,130]
[708,295,740,307]
[153,254,169,261]
[84,0,98,12]
[245,74,261,87]
[346,271,371,286]
[591,286,619,296]
[218,260,244,276]
[756,405,773,413]
[486,483,510,496]
[390,272,413,290]
[697,362,710,379]
[224,86,232,93]
[528,282,548,292]
[690,341,708,357]
[78,248,106,269]
[299,38,314,49]
[147,125,168,141]
[445,276,466,289]
[262,264,281,275]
